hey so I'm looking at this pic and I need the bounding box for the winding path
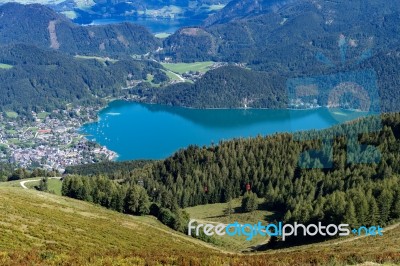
[20,177,62,189]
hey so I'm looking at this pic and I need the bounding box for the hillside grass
[0,178,62,195]
[0,177,40,187]
[0,188,222,265]
[25,178,63,195]
[185,197,273,224]
[0,188,399,265]
[161,69,183,81]
[161,61,214,74]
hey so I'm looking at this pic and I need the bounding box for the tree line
[61,112,400,244]
[61,175,190,233]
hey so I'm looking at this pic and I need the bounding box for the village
[0,107,117,173]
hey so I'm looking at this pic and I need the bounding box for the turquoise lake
[79,101,367,161]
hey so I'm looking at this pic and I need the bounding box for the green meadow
[161,61,214,74]
[5,111,18,118]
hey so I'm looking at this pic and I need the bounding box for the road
[20,177,62,189]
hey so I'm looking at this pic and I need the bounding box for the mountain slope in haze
[162,0,400,71]
[71,0,231,24]
[139,45,400,111]
[204,0,290,26]
[154,0,400,111]
[0,3,160,56]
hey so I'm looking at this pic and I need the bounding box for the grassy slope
[0,187,399,265]
[0,188,223,265]
[185,198,275,252]
[185,197,273,224]
[0,178,41,187]
[24,179,63,195]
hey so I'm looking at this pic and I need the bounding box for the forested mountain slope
[162,0,400,72]
[0,3,160,56]
[0,44,166,113]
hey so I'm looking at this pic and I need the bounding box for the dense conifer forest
[0,44,167,114]
[62,112,400,243]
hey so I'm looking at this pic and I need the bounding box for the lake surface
[79,101,368,161]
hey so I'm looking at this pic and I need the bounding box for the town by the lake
[0,107,117,172]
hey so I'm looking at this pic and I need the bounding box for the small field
[25,178,63,195]
[154,32,171,39]
[185,197,275,251]
[161,61,214,74]
[74,55,118,64]
[5,111,18,118]
[61,10,78,19]
[139,5,183,18]
[0,63,13,69]
[161,69,184,82]
[144,73,162,87]
[37,111,50,119]
[185,197,273,224]
[208,4,225,11]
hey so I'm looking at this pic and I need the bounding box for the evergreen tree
[377,189,393,225]
[391,190,400,219]
[38,177,48,192]
[241,192,258,213]
[223,200,235,217]
[343,201,358,227]
[368,197,379,226]
[138,187,150,215]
